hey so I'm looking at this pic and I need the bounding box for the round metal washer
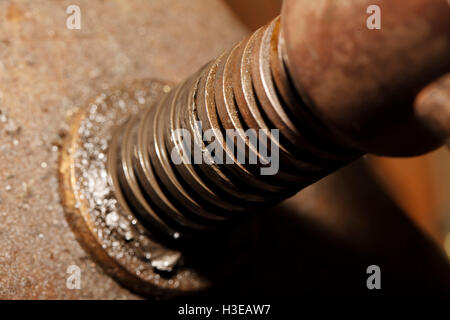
[59,79,211,297]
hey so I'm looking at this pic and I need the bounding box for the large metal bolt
[108,17,359,243]
[59,0,450,297]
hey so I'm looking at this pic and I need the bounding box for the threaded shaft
[107,17,359,242]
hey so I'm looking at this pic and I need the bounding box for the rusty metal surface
[282,0,450,156]
[0,0,247,299]
[1,0,450,300]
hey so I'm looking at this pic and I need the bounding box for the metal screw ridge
[107,17,360,243]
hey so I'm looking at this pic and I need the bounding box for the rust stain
[6,3,24,22]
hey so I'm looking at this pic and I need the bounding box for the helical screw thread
[107,17,359,243]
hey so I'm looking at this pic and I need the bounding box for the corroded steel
[281,0,450,156]
[111,18,359,241]
[58,0,450,298]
